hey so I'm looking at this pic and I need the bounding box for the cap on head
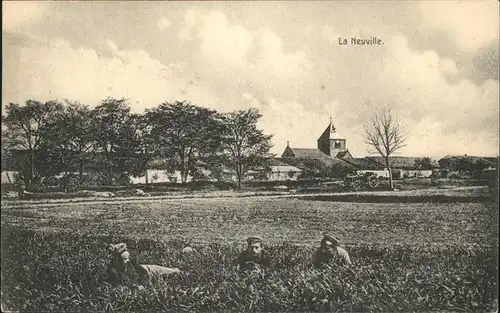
[322,234,340,246]
[108,242,128,255]
[246,236,263,245]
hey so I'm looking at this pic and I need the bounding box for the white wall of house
[401,170,433,178]
[130,170,193,184]
[357,169,390,178]
[267,166,302,181]
[357,169,433,178]
[1,171,18,184]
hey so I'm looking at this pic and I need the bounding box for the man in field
[236,236,271,271]
[312,234,352,268]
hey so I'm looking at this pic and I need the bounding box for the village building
[266,159,302,181]
[2,120,497,185]
[279,118,440,179]
[437,155,498,179]
[282,117,353,160]
[438,155,497,171]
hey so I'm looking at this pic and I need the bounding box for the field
[1,195,498,312]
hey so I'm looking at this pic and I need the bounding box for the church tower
[317,117,347,157]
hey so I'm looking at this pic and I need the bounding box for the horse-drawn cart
[343,172,380,190]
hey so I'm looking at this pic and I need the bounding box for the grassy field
[1,196,498,312]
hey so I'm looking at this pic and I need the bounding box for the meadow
[1,196,498,312]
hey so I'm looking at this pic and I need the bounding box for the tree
[148,101,223,184]
[2,100,63,185]
[363,106,408,190]
[221,108,273,188]
[90,98,132,184]
[122,113,156,188]
[414,157,435,170]
[471,158,492,179]
[329,162,356,178]
[40,100,94,179]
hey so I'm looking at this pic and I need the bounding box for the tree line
[2,98,273,188]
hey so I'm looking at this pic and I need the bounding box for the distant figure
[236,236,271,271]
[312,234,352,268]
[106,243,181,285]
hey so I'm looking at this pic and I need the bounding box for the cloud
[418,1,499,52]
[336,35,499,157]
[185,9,311,107]
[184,8,201,27]
[157,17,172,30]
[321,25,338,43]
[177,8,203,41]
[3,36,219,112]
[2,1,50,32]
[181,9,311,80]
[177,27,192,41]
[237,29,499,158]
[197,11,254,67]
[3,4,498,159]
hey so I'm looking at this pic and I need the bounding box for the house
[1,171,19,185]
[365,156,436,178]
[281,146,331,159]
[340,158,390,177]
[438,155,497,171]
[266,159,302,181]
[437,155,498,178]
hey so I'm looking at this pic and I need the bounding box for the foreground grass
[1,227,498,313]
[2,198,498,312]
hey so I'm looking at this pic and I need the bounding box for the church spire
[329,116,336,133]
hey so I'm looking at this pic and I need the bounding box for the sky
[2,1,499,159]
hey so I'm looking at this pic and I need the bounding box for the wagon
[343,172,380,190]
[42,173,82,192]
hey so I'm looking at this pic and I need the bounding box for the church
[281,117,352,160]
[279,118,431,179]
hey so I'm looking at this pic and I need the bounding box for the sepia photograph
[1,1,499,312]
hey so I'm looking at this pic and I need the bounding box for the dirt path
[1,186,490,209]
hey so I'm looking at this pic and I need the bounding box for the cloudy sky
[2,1,499,158]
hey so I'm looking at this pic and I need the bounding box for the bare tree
[363,106,408,190]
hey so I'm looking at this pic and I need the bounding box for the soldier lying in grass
[312,234,352,268]
[106,242,181,285]
[235,236,271,272]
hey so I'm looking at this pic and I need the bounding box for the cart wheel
[65,177,80,192]
[117,173,131,186]
[44,176,59,188]
[368,175,380,188]
[352,178,362,189]
[81,175,96,188]
[96,175,109,186]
